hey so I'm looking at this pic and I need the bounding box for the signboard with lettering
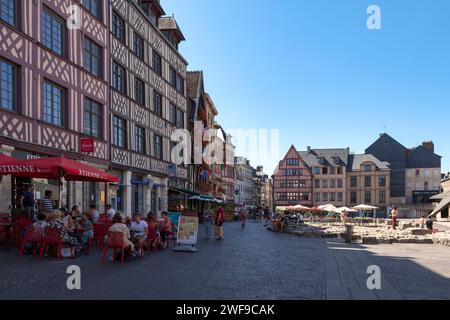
[176,216,199,246]
[80,137,95,153]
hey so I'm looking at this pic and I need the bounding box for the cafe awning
[169,187,199,196]
[0,156,118,183]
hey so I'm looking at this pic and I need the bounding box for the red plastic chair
[101,231,132,264]
[20,227,43,257]
[40,228,63,260]
[14,218,32,247]
[93,223,110,249]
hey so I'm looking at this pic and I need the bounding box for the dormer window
[332,157,340,164]
[139,0,165,25]
[318,157,325,165]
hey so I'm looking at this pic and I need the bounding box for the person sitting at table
[62,208,75,234]
[70,205,81,220]
[89,204,100,223]
[131,213,148,256]
[33,213,48,233]
[159,211,172,248]
[77,212,94,247]
[147,215,162,249]
[47,210,80,257]
[108,213,134,252]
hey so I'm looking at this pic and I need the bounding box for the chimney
[422,141,434,153]
[307,146,311,154]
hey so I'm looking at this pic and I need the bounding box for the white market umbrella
[291,204,311,212]
[338,206,358,213]
[352,204,379,211]
[318,204,340,213]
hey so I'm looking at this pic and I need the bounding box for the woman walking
[215,206,225,240]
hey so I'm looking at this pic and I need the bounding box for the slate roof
[347,154,391,171]
[158,16,185,40]
[406,145,441,168]
[298,148,349,167]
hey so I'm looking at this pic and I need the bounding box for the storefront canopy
[0,155,118,183]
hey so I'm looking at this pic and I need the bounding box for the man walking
[240,207,247,229]
[391,206,398,230]
[21,185,35,220]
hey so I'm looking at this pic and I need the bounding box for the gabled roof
[365,133,407,154]
[406,145,441,168]
[298,148,349,167]
[347,154,391,171]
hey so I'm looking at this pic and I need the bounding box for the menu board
[176,216,199,245]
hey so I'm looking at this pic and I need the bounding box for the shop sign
[80,137,95,153]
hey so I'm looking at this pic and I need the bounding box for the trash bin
[345,224,354,243]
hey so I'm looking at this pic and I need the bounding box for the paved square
[1,222,450,300]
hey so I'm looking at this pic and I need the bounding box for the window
[113,116,126,148]
[350,191,357,204]
[0,59,15,111]
[154,134,163,160]
[1,0,17,26]
[84,98,101,138]
[332,157,340,164]
[379,191,386,204]
[337,192,343,202]
[379,176,386,187]
[350,176,357,188]
[112,11,125,42]
[364,164,372,172]
[314,193,320,202]
[43,81,65,127]
[322,193,328,201]
[135,126,145,154]
[169,67,176,87]
[365,191,372,204]
[176,109,184,129]
[153,91,162,116]
[415,182,421,190]
[318,157,325,165]
[424,169,430,177]
[134,78,145,106]
[322,180,328,188]
[337,167,343,175]
[329,193,336,202]
[314,180,320,188]
[322,167,328,175]
[176,74,184,93]
[112,62,126,93]
[424,181,429,191]
[286,159,299,166]
[299,180,306,188]
[84,37,102,77]
[313,167,321,175]
[83,0,101,19]
[337,179,343,188]
[330,167,336,175]
[416,169,420,177]
[169,103,176,125]
[134,32,144,60]
[152,51,162,76]
[42,8,65,56]
[330,179,336,188]
[364,176,371,188]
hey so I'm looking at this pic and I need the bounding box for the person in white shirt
[131,213,148,256]
[89,204,100,223]
[106,204,116,221]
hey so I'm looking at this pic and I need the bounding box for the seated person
[46,210,80,257]
[158,211,172,248]
[426,218,434,231]
[78,213,94,247]
[62,208,75,234]
[131,213,148,255]
[108,213,135,252]
[106,204,116,221]
[33,213,48,234]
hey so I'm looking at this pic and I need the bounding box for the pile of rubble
[273,220,450,246]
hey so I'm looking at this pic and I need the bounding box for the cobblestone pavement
[1,221,450,300]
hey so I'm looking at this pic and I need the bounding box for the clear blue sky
[162,0,450,175]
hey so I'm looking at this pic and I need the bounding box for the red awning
[0,156,118,183]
